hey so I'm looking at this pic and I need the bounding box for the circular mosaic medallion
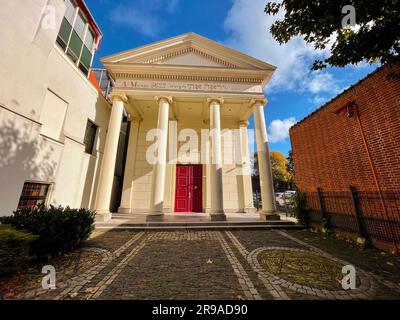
[247,247,374,299]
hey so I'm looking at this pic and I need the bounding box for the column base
[146,213,164,222]
[118,207,132,214]
[210,213,226,221]
[243,207,257,214]
[95,212,112,222]
[259,211,280,221]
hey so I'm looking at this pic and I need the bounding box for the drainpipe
[333,101,398,254]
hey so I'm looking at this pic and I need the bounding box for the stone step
[95,223,305,231]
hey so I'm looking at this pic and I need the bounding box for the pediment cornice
[101,33,276,88]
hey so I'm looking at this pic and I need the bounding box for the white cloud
[310,95,327,106]
[110,6,161,37]
[268,117,297,143]
[304,72,340,94]
[223,0,339,95]
[110,0,180,38]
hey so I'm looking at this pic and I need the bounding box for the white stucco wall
[0,0,111,215]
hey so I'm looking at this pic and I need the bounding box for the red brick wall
[290,65,400,193]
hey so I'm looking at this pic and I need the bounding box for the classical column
[94,95,126,221]
[147,96,172,221]
[119,116,141,213]
[237,120,256,213]
[252,99,280,220]
[208,98,226,221]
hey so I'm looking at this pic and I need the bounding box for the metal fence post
[317,187,327,219]
[350,185,367,239]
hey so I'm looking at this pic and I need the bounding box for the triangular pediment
[101,33,276,71]
[160,51,225,67]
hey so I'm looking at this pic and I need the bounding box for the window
[56,0,96,76]
[18,183,50,209]
[84,120,98,154]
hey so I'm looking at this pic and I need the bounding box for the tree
[286,150,296,190]
[252,151,291,195]
[265,1,400,77]
[270,151,290,192]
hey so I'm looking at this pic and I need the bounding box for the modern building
[290,65,400,252]
[0,0,279,222]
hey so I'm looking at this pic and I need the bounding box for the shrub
[0,225,38,277]
[0,205,96,259]
[291,192,309,225]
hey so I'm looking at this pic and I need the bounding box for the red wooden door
[174,165,203,213]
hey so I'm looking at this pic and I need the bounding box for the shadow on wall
[0,116,58,215]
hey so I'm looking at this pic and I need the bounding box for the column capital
[207,97,224,106]
[128,115,142,123]
[239,120,249,127]
[155,96,173,105]
[249,98,268,107]
[110,94,129,104]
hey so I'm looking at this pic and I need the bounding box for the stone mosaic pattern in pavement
[9,230,400,300]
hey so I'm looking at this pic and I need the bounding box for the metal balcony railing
[91,68,114,99]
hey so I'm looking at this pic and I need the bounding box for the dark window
[18,182,50,209]
[84,120,97,154]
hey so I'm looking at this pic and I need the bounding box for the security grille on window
[18,183,50,209]
[84,120,98,154]
[56,0,96,76]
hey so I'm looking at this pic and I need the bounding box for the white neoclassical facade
[95,33,279,222]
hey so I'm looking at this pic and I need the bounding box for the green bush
[0,205,96,259]
[0,225,38,277]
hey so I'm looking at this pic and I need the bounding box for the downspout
[334,102,398,254]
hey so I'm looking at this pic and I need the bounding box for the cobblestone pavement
[10,229,400,300]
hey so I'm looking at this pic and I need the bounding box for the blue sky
[86,0,378,156]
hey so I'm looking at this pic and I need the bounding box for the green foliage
[286,150,296,190]
[0,225,38,277]
[291,192,309,225]
[252,150,296,194]
[0,205,96,259]
[265,1,400,76]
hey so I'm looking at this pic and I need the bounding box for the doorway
[174,165,203,213]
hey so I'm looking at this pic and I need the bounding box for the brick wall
[289,65,400,252]
[290,65,400,193]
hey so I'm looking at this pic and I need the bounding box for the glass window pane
[57,18,72,46]
[65,0,76,24]
[84,28,95,50]
[79,63,89,76]
[69,30,83,58]
[74,12,86,39]
[80,46,93,69]
[84,121,97,154]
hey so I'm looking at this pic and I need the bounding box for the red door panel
[192,165,203,212]
[174,165,203,213]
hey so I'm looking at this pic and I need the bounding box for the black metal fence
[303,186,400,251]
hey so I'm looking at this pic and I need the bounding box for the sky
[86,0,378,156]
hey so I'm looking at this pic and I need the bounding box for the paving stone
[5,229,400,300]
